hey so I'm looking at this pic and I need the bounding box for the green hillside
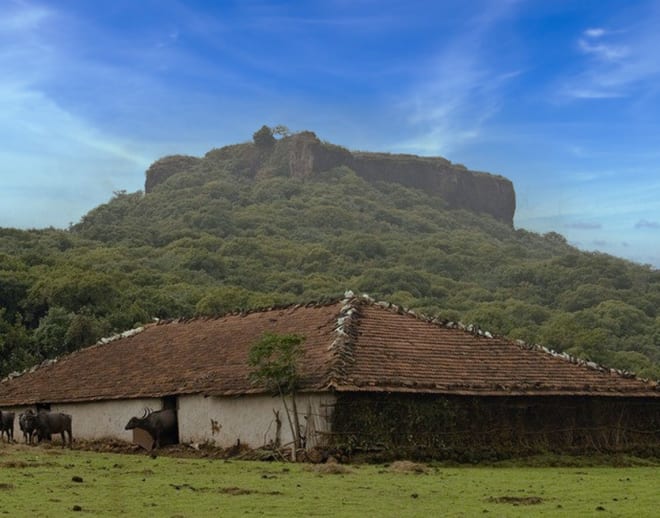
[1,128,659,380]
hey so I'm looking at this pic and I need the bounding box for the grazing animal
[26,411,73,448]
[19,409,37,444]
[0,410,15,443]
[125,408,178,451]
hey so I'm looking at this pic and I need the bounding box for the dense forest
[1,127,659,380]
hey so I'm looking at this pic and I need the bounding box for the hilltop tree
[272,125,291,138]
[252,125,276,147]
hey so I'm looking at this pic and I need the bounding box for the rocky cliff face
[283,132,516,225]
[145,131,516,226]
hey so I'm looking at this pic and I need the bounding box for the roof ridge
[154,297,345,326]
[325,291,362,388]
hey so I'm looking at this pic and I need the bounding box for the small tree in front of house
[248,332,305,457]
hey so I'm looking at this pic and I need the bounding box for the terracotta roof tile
[0,296,657,405]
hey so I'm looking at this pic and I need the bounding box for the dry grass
[304,462,354,475]
[388,460,428,474]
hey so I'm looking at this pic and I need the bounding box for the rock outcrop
[283,132,516,225]
[352,153,515,224]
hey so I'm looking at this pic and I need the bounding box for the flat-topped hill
[145,130,516,225]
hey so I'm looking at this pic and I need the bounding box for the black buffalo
[0,410,15,443]
[125,408,178,451]
[26,411,73,448]
[19,409,37,444]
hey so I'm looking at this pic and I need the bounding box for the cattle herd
[0,407,178,453]
[0,409,73,448]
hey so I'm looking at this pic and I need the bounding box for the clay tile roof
[0,295,658,406]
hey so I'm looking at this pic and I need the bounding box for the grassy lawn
[0,443,658,517]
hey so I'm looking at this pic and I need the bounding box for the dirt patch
[2,458,60,470]
[219,487,255,496]
[73,439,248,459]
[1,459,57,469]
[388,460,428,474]
[0,483,14,490]
[73,439,144,455]
[170,483,201,492]
[218,486,282,496]
[304,463,354,475]
[487,496,544,505]
[1,460,29,468]
[72,438,312,463]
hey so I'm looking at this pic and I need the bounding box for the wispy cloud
[0,3,50,32]
[395,3,522,156]
[584,27,606,38]
[0,80,152,227]
[561,10,660,100]
[565,221,602,230]
[634,219,660,229]
[0,3,155,228]
[577,28,629,62]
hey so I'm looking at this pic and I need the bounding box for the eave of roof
[330,383,660,398]
[1,292,658,406]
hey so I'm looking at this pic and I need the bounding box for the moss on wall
[329,393,660,461]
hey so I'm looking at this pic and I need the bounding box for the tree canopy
[248,332,305,396]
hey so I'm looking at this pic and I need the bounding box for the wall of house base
[0,405,23,442]
[331,393,660,460]
[47,398,163,442]
[177,392,336,449]
[4,393,337,449]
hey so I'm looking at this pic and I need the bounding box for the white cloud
[577,38,629,62]
[394,5,522,156]
[562,88,625,99]
[562,12,660,100]
[583,27,606,38]
[0,4,154,228]
[0,82,152,228]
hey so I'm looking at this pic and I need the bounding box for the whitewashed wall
[0,406,24,442]
[50,398,163,441]
[178,392,336,449]
[4,393,337,449]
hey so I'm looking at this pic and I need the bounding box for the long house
[1,293,658,457]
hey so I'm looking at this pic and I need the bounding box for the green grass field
[1,443,658,517]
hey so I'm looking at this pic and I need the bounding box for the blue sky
[1,0,659,267]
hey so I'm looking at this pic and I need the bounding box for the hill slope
[0,128,658,380]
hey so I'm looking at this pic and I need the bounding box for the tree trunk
[290,390,302,450]
[278,384,297,461]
